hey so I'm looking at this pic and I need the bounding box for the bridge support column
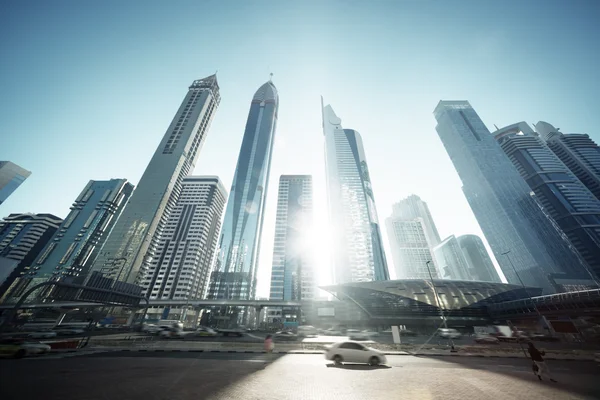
[254,306,264,329]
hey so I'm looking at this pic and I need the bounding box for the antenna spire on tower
[269,72,273,82]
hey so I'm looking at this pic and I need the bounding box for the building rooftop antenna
[269,72,273,82]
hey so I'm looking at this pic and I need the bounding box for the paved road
[1,351,598,399]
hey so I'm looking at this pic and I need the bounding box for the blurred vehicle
[362,330,379,337]
[141,324,164,334]
[274,331,298,341]
[0,339,51,359]
[216,328,245,337]
[530,333,559,342]
[324,341,387,366]
[27,331,58,339]
[195,327,217,337]
[52,326,85,336]
[297,325,318,337]
[474,334,499,344]
[399,329,417,337]
[346,329,369,340]
[437,328,461,339]
[323,328,343,336]
[159,327,185,339]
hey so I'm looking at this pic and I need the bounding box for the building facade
[0,161,31,205]
[494,122,600,282]
[0,213,62,300]
[207,80,279,303]
[31,179,134,286]
[141,176,226,324]
[433,235,470,280]
[457,234,501,283]
[91,75,220,285]
[537,121,600,202]
[386,217,438,279]
[269,175,315,301]
[322,101,389,284]
[434,101,587,294]
[392,195,442,248]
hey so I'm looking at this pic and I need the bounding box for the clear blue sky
[1,0,599,296]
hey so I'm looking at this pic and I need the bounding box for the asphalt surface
[1,351,598,399]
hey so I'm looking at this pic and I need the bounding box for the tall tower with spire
[91,75,221,285]
[322,101,389,284]
[207,80,279,304]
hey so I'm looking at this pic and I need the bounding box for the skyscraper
[392,195,441,247]
[142,176,226,324]
[434,101,587,294]
[494,122,600,282]
[207,80,279,303]
[322,101,389,284]
[386,216,438,279]
[91,75,220,285]
[433,235,470,280]
[456,234,501,283]
[269,175,315,301]
[32,179,133,283]
[0,161,31,205]
[0,213,62,300]
[537,121,600,202]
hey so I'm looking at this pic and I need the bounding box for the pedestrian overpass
[0,299,303,310]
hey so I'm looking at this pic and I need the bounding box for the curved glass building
[322,279,540,325]
[322,101,389,284]
[208,80,279,302]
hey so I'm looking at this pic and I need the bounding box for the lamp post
[425,261,455,351]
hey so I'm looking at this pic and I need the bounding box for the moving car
[347,329,373,341]
[195,327,217,337]
[324,341,387,366]
[297,325,318,337]
[399,329,417,337]
[437,328,461,339]
[52,326,85,336]
[141,324,165,334]
[159,327,187,339]
[530,333,560,342]
[27,331,58,339]
[322,328,344,336]
[274,331,298,341]
[474,334,499,344]
[0,339,51,359]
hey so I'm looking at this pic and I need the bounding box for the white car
[0,339,51,358]
[324,341,387,366]
[195,327,217,337]
[159,328,185,339]
[53,327,85,336]
[347,329,370,340]
[27,331,58,339]
[474,334,499,344]
[142,324,163,334]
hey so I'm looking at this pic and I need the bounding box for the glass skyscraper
[537,121,600,202]
[32,179,133,283]
[456,235,501,283]
[0,161,31,205]
[207,80,278,303]
[269,175,315,301]
[322,101,389,284]
[494,122,600,283]
[434,101,587,294]
[91,75,220,285]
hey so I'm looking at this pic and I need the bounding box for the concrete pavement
[1,351,598,399]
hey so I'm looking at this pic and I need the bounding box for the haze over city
[2,0,599,298]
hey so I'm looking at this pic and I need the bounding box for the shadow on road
[414,354,600,399]
[326,363,391,370]
[0,352,285,400]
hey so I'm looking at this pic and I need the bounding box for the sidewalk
[82,340,599,360]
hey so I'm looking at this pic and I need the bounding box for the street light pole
[425,261,455,351]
